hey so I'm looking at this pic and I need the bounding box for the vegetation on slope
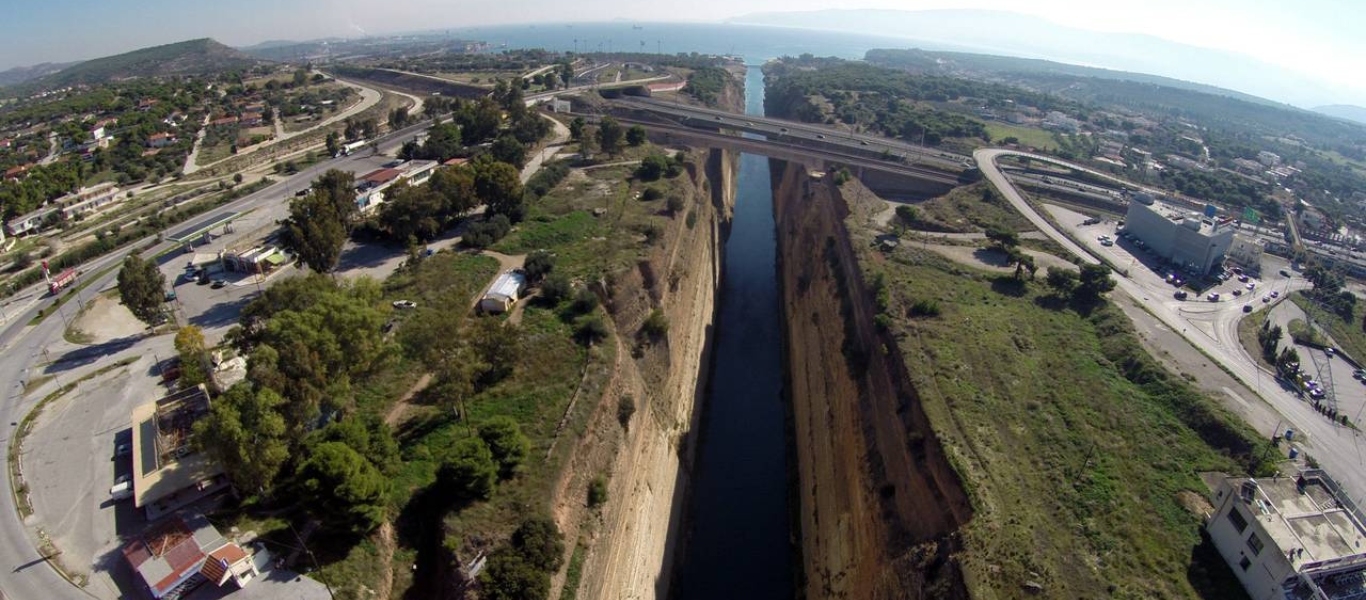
[859,241,1267,598]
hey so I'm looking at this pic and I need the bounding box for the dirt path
[374,521,396,600]
[385,373,433,427]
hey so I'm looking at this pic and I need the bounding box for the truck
[337,139,368,157]
[47,267,76,296]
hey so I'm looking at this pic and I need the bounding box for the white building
[550,99,572,113]
[1123,192,1235,275]
[1207,471,1366,600]
[479,270,527,314]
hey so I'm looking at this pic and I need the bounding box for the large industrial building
[1123,192,1234,275]
[1207,471,1366,600]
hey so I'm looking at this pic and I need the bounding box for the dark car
[1174,290,1188,300]
[211,279,227,289]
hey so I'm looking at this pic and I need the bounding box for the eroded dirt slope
[772,160,973,599]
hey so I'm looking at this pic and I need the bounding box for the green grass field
[864,244,1262,599]
[985,122,1061,151]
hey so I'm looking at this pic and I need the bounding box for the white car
[110,476,132,501]
[392,300,418,310]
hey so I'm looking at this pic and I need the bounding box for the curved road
[0,115,448,600]
[976,147,1366,505]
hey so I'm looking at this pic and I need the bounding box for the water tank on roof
[1241,480,1260,503]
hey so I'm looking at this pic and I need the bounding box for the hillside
[38,38,263,87]
[866,48,1286,109]
[729,8,1344,108]
[0,62,78,88]
[1315,104,1366,126]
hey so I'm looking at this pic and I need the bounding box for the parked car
[114,443,131,459]
[211,279,227,289]
[1207,293,1220,301]
[1280,269,1292,277]
[1101,240,1114,247]
[164,290,177,302]
[1233,289,1243,296]
[1263,295,1271,303]
[110,477,132,501]
[1243,304,1253,313]
[392,300,418,309]
[1271,291,1280,298]
[1174,290,1189,300]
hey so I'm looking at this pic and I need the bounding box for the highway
[976,147,1366,507]
[0,116,441,600]
[607,97,972,171]
[617,119,962,186]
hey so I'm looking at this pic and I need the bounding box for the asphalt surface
[609,97,971,171]
[0,115,441,600]
[977,147,1366,507]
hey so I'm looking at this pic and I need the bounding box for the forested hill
[865,48,1284,108]
[865,48,1366,153]
[25,39,264,89]
[763,57,1073,147]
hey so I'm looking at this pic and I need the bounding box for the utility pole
[288,523,336,600]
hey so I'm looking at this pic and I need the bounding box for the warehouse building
[1123,192,1234,275]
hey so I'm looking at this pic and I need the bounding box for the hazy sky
[5,0,1364,104]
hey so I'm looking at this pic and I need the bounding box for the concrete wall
[1207,483,1296,600]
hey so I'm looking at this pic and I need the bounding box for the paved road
[977,147,1366,507]
[609,96,970,171]
[0,113,448,600]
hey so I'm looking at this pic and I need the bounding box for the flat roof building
[130,385,230,520]
[1207,470,1366,600]
[1123,192,1234,275]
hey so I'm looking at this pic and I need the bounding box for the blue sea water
[438,21,962,64]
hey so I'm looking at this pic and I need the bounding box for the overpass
[623,120,964,196]
[606,97,973,172]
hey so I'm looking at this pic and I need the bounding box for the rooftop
[1232,473,1366,571]
[131,386,226,510]
[360,168,403,187]
[1131,192,1232,237]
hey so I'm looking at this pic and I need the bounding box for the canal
[673,63,794,599]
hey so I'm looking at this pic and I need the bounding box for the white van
[110,477,132,501]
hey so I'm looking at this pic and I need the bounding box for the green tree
[174,325,209,389]
[117,254,167,326]
[294,441,388,534]
[282,191,348,273]
[475,159,526,222]
[626,125,647,147]
[293,68,308,87]
[192,384,290,495]
[597,117,624,156]
[1045,267,1078,295]
[491,134,527,168]
[540,272,572,305]
[429,165,478,216]
[568,117,585,141]
[478,417,530,478]
[440,437,497,501]
[479,548,549,600]
[635,154,668,181]
[559,62,573,87]
[510,516,565,572]
[523,250,555,283]
[380,181,444,242]
[389,106,410,129]
[1076,263,1116,299]
[984,224,1019,250]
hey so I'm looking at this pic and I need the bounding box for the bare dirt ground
[921,243,1076,275]
[69,294,145,344]
[385,373,432,427]
[774,164,971,599]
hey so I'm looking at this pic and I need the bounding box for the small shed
[480,270,527,314]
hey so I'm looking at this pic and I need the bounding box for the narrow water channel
[674,64,793,599]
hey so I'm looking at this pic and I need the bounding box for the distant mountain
[38,38,264,87]
[1314,105,1366,126]
[729,9,1345,109]
[0,62,78,87]
[237,39,301,52]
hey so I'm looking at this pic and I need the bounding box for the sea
[435,21,976,65]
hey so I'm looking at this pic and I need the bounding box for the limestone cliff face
[771,160,973,600]
[560,145,737,600]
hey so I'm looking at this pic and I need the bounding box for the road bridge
[606,97,973,172]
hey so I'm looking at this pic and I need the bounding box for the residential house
[5,205,59,237]
[209,116,239,127]
[122,513,259,599]
[146,132,176,148]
